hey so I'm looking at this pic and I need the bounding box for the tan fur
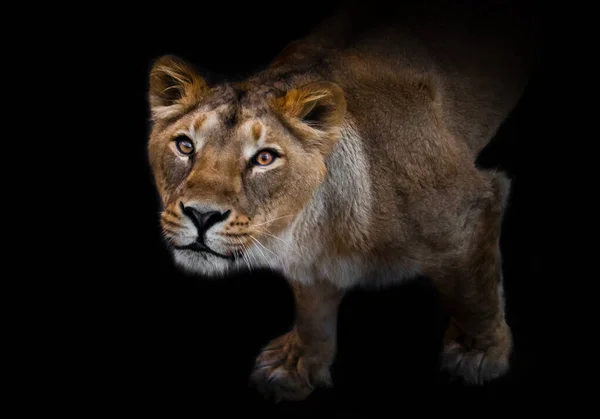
[251,122,262,141]
[146,0,538,401]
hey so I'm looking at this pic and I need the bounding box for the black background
[48,0,567,415]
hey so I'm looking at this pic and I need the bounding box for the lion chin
[172,249,241,278]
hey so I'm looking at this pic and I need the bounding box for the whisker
[253,228,302,258]
[242,241,255,272]
[255,228,292,245]
[162,219,184,228]
[161,233,176,247]
[249,235,279,258]
[253,223,309,254]
[239,244,250,271]
[248,214,294,228]
[249,235,281,271]
[245,242,261,270]
[161,226,179,236]
[249,237,274,271]
[231,236,252,272]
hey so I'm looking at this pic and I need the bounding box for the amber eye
[174,136,194,156]
[254,150,277,166]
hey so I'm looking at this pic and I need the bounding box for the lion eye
[174,136,194,156]
[254,150,276,166]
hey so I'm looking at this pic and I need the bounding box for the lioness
[146,0,538,402]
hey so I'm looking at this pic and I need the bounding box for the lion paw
[441,341,510,385]
[440,321,512,385]
[250,331,333,402]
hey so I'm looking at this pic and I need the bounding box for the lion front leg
[432,188,512,385]
[250,278,344,402]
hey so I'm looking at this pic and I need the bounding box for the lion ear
[271,81,347,155]
[148,55,208,120]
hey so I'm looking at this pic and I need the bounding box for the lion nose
[180,203,231,237]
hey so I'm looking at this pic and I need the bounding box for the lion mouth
[173,240,237,260]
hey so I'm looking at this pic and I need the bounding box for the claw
[440,341,509,385]
[250,333,333,402]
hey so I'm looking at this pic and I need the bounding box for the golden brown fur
[146,0,538,401]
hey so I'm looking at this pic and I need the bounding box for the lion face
[147,56,346,276]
